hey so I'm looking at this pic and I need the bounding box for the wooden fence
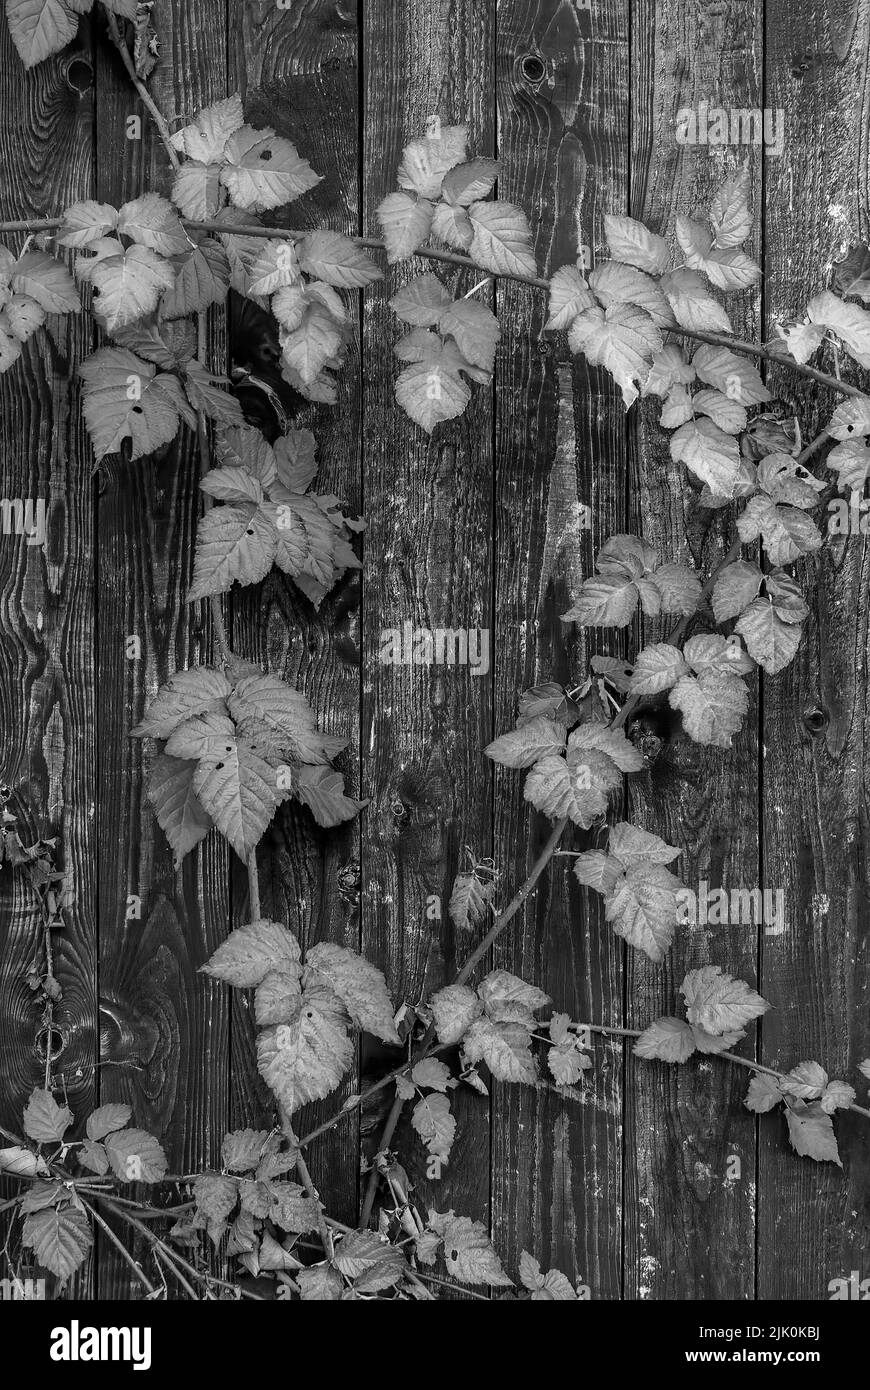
[1,0,869,1299]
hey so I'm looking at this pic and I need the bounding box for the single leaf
[117,192,191,258]
[711,561,763,623]
[467,199,536,278]
[642,344,695,398]
[376,191,435,263]
[86,1102,132,1141]
[90,243,177,332]
[545,264,595,330]
[448,871,495,934]
[397,124,467,199]
[202,920,301,989]
[821,1079,856,1115]
[785,1101,842,1166]
[710,167,752,248]
[523,752,609,828]
[681,965,769,1036]
[6,0,78,69]
[183,362,243,426]
[430,983,483,1045]
[23,1088,73,1143]
[257,985,354,1115]
[21,1206,92,1284]
[170,94,245,163]
[660,268,732,333]
[608,822,682,867]
[10,250,80,313]
[228,672,344,765]
[629,642,690,695]
[603,214,670,274]
[221,1128,276,1172]
[669,671,749,748]
[411,1058,453,1093]
[192,736,283,859]
[736,493,822,566]
[78,346,185,461]
[411,1092,456,1162]
[298,229,381,288]
[434,1211,513,1287]
[735,598,802,676]
[561,574,638,628]
[389,272,453,326]
[634,1017,696,1063]
[220,126,322,212]
[781,1061,828,1100]
[439,297,500,372]
[171,161,224,221]
[744,1073,783,1113]
[588,260,673,328]
[441,156,499,207]
[56,199,118,248]
[484,715,566,768]
[303,940,400,1044]
[292,765,368,829]
[461,1017,537,1083]
[431,199,474,250]
[573,850,626,896]
[566,721,645,772]
[548,1041,592,1086]
[0,1146,48,1177]
[163,239,231,316]
[104,1128,168,1184]
[691,343,771,405]
[670,417,740,496]
[187,501,277,600]
[568,302,662,409]
[693,387,747,434]
[604,862,680,963]
[649,561,702,616]
[478,969,550,1016]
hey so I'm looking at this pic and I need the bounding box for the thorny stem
[579,1024,870,1121]
[80,1196,157,1296]
[104,14,181,173]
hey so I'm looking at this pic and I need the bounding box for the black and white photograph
[0,0,868,1354]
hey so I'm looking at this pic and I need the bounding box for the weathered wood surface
[1,0,869,1300]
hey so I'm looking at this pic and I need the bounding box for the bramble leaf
[23,1088,72,1143]
[257,986,354,1115]
[21,1207,92,1283]
[303,941,400,1044]
[78,347,186,460]
[634,1017,696,1063]
[467,199,536,279]
[220,127,322,212]
[6,0,78,69]
[202,920,301,989]
[681,965,769,1036]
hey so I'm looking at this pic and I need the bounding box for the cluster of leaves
[743,1062,862,1168]
[0,806,69,1005]
[377,125,535,428]
[0,1091,165,1284]
[134,661,363,864]
[192,424,362,607]
[484,681,645,829]
[0,241,80,372]
[201,918,400,1117]
[573,822,686,964]
[561,532,701,629]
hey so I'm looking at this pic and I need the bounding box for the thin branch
[295,1042,455,1150]
[104,14,181,172]
[247,851,261,921]
[194,313,233,667]
[580,1023,870,1120]
[80,1196,157,1296]
[410,1270,492,1300]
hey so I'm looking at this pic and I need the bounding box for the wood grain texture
[93,0,231,1297]
[360,0,495,1246]
[491,0,628,1297]
[227,0,362,1227]
[0,19,97,1297]
[624,0,763,1299]
[759,0,870,1299]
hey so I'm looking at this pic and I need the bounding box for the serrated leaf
[411,1058,453,1093]
[681,966,768,1036]
[10,249,79,313]
[660,268,732,334]
[57,200,119,248]
[298,230,381,288]
[781,1060,828,1099]
[441,156,499,207]
[568,302,662,409]
[89,244,175,331]
[171,161,224,221]
[682,633,754,677]
[297,1264,344,1300]
[669,670,749,748]
[193,737,283,859]
[222,1129,275,1172]
[431,199,474,250]
[467,199,536,278]
[545,264,595,330]
[478,969,550,1016]
[603,214,670,274]
[5,0,78,68]
[78,346,184,460]
[170,94,245,163]
[744,1072,783,1113]
[202,920,301,989]
[113,318,196,370]
[117,192,191,258]
[821,1079,856,1114]
[604,862,680,962]
[134,667,231,738]
[642,344,695,398]
[430,983,483,1045]
[808,290,870,368]
[23,1088,72,1142]
[548,1041,591,1086]
[376,191,435,263]
[398,124,467,199]
[86,1102,132,1141]
[567,721,644,772]
[0,1145,48,1177]
[634,1017,696,1063]
[292,765,367,828]
[21,1206,92,1283]
[439,297,500,371]
[735,598,802,675]
[660,382,694,428]
[104,1128,168,1184]
[712,561,763,623]
[523,753,609,828]
[434,1211,513,1287]
[785,1101,842,1166]
[650,561,702,615]
[164,239,231,317]
[573,850,626,895]
[670,417,740,496]
[608,822,682,867]
[257,986,354,1115]
[227,672,344,765]
[693,388,747,434]
[691,343,770,405]
[183,362,243,426]
[389,272,452,326]
[220,126,322,212]
[484,715,566,768]
[588,260,673,328]
[737,493,822,565]
[461,1017,537,1083]
[448,871,495,933]
[303,940,399,1044]
[561,575,638,628]
[394,353,472,432]
[188,501,277,600]
[411,1092,455,1162]
[194,1172,239,1225]
[710,168,752,248]
[629,643,690,695]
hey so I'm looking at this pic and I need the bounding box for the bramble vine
[2,1,870,1299]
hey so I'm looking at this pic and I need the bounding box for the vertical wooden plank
[760,1,870,1297]
[492,0,629,1295]
[94,0,231,1296]
[623,0,763,1299]
[361,0,495,1235]
[0,21,96,1297]
[228,0,362,1227]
